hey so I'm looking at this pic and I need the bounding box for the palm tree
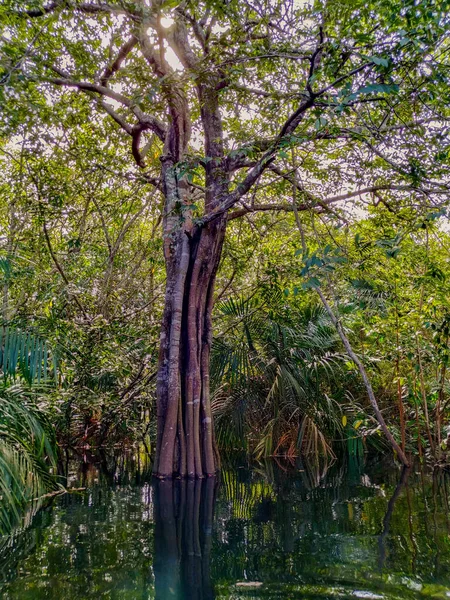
[0,328,58,534]
[211,287,347,460]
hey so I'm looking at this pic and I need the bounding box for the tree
[2,0,449,476]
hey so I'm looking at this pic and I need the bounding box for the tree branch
[138,26,191,159]
[41,68,167,142]
[201,97,315,224]
[218,52,311,67]
[174,8,207,55]
[99,100,133,135]
[317,62,372,96]
[227,183,449,220]
[21,1,136,19]
[229,84,301,99]
[43,74,133,106]
[100,35,138,87]
[228,202,325,220]
[21,0,61,16]
[42,219,89,319]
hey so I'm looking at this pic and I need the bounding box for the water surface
[0,455,449,599]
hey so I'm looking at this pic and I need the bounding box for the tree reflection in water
[1,456,450,599]
[154,478,216,600]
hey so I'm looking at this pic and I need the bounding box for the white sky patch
[165,45,184,71]
[160,16,174,29]
[211,22,229,35]
[107,83,125,109]
[143,24,183,71]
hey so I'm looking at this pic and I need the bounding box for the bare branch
[100,35,138,87]
[306,25,324,95]
[317,62,372,96]
[175,8,207,52]
[42,219,89,319]
[40,68,167,142]
[43,74,134,106]
[138,26,191,158]
[228,203,325,220]
[132,122,155,166]
[201,98,315,224]
[218,52,311,67]
[227,184,450,220]
[99,100,133,135]
[138,26,171,79]
[229,84,301,99]
[21,1,136,19]
[166,19,199,70]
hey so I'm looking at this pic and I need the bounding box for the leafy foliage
[0,326,55,384]
[0,0,449,468]
[0,385,57,534]
[212,287,347,458]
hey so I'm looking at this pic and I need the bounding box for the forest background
[0,0,450,523]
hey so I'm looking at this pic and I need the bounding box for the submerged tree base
[152,471,218,480]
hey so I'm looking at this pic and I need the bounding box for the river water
[0,455,449,599]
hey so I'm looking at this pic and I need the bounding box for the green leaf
[314,116,327,130]
[369,56,390,68]
[302,277,320,289]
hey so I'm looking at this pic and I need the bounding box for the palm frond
[0,385,57,535]
[0,327,56,384]
[212,287,347,460]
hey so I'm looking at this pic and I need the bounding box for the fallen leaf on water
[235,582,263,588]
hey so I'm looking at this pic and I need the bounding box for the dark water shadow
[153,477,216,600]
[378,466,410,570]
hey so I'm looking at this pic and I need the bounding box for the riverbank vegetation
[0,0,450,505]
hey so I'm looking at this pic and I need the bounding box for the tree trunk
[153,201,226,478]
[151,71,229,478]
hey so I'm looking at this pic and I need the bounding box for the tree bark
[152,62,229,478]
[153,203,227,478]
